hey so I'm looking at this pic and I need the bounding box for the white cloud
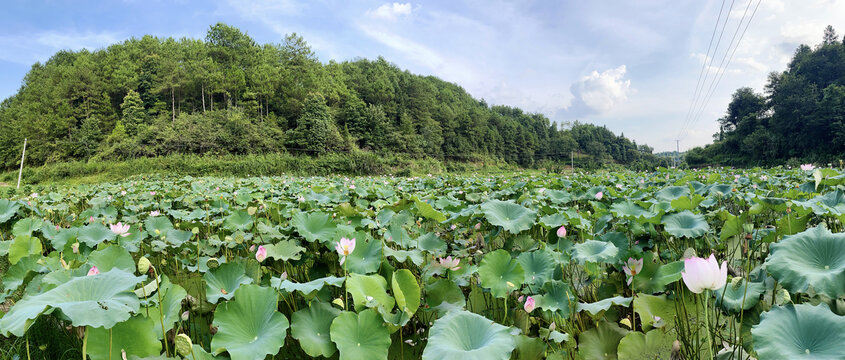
[366,3,413,21]
[566,65,632,116]
[0,30,120,65]
[358,24,442,69]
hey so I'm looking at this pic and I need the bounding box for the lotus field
[2,168,845,360]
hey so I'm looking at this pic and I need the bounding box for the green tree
[285,93,344,154]
[121,90,146,134]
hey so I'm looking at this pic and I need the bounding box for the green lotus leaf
[513,334,546,360]
[392,269,421,316]
[616,329,675,360]
[421,310,516,360]
[12,218,43,237]
[633,294,677,330]
[346,273,395,313]
[478,249,525,298]
[291,301,341,358]
[223,210,254,232]
[414,196,447,222]
[385,223,415,248]
[714,279,765,313]
[88,244,135,273]
[263,240,305,261]
[1,255,45,293]
[142,275,187,339]
[189,344,226,360]
[539,213,567,228]
[292,211,336,244]
[661,211,709,238]
[425,279,466,310]
[384,247,425,266]
[50,228,79,251]
[330,309,391,360]
[163,229,192,247]
[752,303,845,359]
[345,235,383,274]
[533,280,576,317]
[572,240,618,264]
[576,296,633,316]
[417,232,447,254]
[77,223,117,247]
[610,201,656,220]
[481,200,537,234]
[655,186,689,202]
[517,250,556,286]
[0,199,20,224]
[0,269,145,336]
[578,321,628,360]
[548,330,569,343]
[144,216,173,237]
[211,284,289,360]
[272,276,346,296]
[87,315,162,360]
[204,262,253,303]
[8,235,42,265]
[631,255,684,294]
[765,225,845,298]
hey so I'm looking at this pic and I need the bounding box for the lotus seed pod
[247,206,257,216]
[207,257,220,269]
[234,233,244,244]
[175,333,192,357]
[155,229,161,235]
[776,289,792,305]
[138,257,151,274]
[192,227,199,234]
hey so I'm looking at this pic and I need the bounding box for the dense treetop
[0,23,663,170]
[687,25,845,167]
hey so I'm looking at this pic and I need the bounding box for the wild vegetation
[0,23,665,172]
[687,25,845,167]
[2,166,844,359]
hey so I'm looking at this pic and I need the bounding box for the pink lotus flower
[150,211,160,217]
[800,164,815,171]
[121,190,127,196]
[524,296,536,313]
[595,191,604,200]
[623,257,643,285]
[335,237,356,265]
[681,254,727,293]
[556,225,567,238]
[150,191,156,196]
[438,256,461,271]
[475,223,481,230]
[255,245,267,262]
[616,184,623,189]
[110,222,131,237]
[87,266,100,276]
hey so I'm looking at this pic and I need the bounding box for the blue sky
[1,0,843,151]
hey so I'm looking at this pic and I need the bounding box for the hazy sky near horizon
[1,0,843,151]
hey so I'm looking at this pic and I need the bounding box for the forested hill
[686,25,845,166]
[0,23,662,170]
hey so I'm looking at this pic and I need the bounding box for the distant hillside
[686,25,845,167]
[0,23,666,170]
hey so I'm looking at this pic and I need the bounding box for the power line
[678,0,734,140]
[686,0,763,135]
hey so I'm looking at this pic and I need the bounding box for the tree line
[0,23,665,170]
[686,25,845,167]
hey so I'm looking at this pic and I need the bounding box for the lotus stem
[81,327,88,360]
[704,291,714,360]
[109,328,112,360]
[343,261,348,310]
[153,266,170,356]
[26,333,31,360]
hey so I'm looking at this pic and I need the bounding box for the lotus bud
[138,257,151,274]
[175,333,192,356]
[207,257,220,269]
[280,271,288,280]
[72,242,80,254]
[181,310,190,322]
[776,289,792,305]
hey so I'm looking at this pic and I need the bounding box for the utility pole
[674,139,680,168]
[17,138,26,189]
